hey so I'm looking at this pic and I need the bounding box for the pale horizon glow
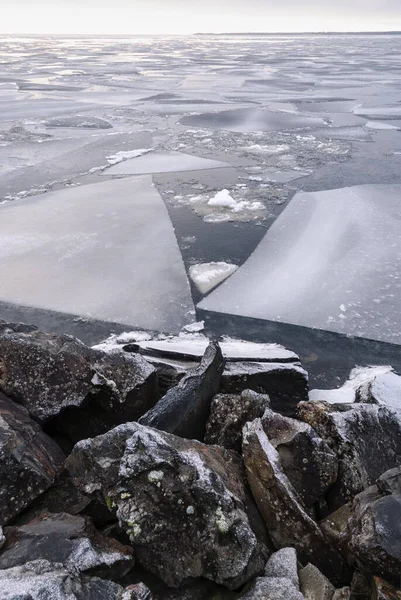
[1,0,401,35]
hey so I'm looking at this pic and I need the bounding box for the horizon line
[1,30,401,36]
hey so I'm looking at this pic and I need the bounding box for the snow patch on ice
[208,189,236,208]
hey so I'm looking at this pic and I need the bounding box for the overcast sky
[2,0,401,34]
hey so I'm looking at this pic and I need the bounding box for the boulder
[0,392,65,525]
[125,583,153,599]
[261,409,338,509]
[23,470,91,517]
[139,342,224,440]
[332,588,351,600]
[371,577,401,599]
[242,418,350,586]
[236,576,304,600]
[204,390,270,452]
[355,371,401,413]
[0,559,132,599]
[297,401,401,510]
[0,323,158,443]
[221,362,308,417]
[299,564,335,600]
[264,548,299,589]
[0,512,134,580]
[66,422,268,589]
[321,467,401,585]
[349,572,371,600]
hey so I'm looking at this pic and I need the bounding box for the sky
[1,0,401,35]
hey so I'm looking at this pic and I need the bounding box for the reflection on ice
[199,185,401,345]
[0,176,194,332]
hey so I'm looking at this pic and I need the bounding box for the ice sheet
[189,262,238,294]
[199,185,401,345]
[104,151,231,175]
[0,176,194,332]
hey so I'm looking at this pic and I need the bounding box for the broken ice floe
[104,151,231,175]
[199,184,401,346]
[189,262,238,294]
[0,176,194,332]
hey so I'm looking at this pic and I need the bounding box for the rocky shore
[0,319,400,599]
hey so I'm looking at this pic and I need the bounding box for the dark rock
[0,323,158,443]
[66,422,268,589]
[0,392,65,526]
[349,571,371,600]
[297,401,401,510]
[125,582,153,599]
[377,467,401,496]
[22,470,91,517]
[242,418,350,586]
[153,579,235,600]
[0,526,5,549]
[0,559,128,599]
[371,577,401,599]
[204,390,270,452]
[139,342,224,440]
[322,468,401,585]
[264,548,299,589]
[0,512,134,580]
[261,409,338,509]
[236,576,304,599]
[299,563,335,600]
[221,362,308,417]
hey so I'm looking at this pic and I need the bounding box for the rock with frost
[264,548,299,589]
[242,418,349,586]
[261,409,338,508]
[0,322,157,442]
[299,563,335,600]
[0,512,134,580]
[356,371,401,413]
[297,401,401,510]
[236,576,304,600]
[0,559,129,600]
[25,471,91,517]
[324,467,401,585]
[125,582,153,599]
[221,362,308,417]
[139,342,224,440]
[0,392,65,526]
[204,390,270,452]
[309,366,393,405]
[66,422,268,589]
[332,588,351,600]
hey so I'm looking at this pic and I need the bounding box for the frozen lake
[1,33,401,374]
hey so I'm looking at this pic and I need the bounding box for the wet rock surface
[66,421,268,589]
[0,391,65,526]
[139,342,224,440]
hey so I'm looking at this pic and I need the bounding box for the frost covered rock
[0,392,65,526]
[204,390,270,452]
[25,471,91,517]
[125,582,153,599]
[309,366,393,405]
[242,418,349,586]
[0,560,129,600]
[264,548,299,589]
[297,401,401,510]
[355,371,401,413]
[323,467,401,585]
[332,588,351,600]
[236,576,304,600]
[66,422,268,589]
[0,512,134,580]
[261,409,338,508]
[299,563,335,600]
[0,323,157,441]
[139,342,224,440]
[221,362,308,417]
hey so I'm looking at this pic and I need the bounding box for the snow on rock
[309,366,394,405]
[208,189,237,207]
[189,262,238,294]
[356,371,401,413]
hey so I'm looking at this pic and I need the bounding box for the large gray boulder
[0,392,65,525]
[236,576,304,600]
[297,401,401,510]
[0,512,134,580]
[204,390,270,452]
[264,548,299,589]
[299,563,335,600]
[66,422,268,589]
[242,418,350,586]
[139,342,224,440]
[261,409,338,509]
[0,322,158,443]
[221,362,308,417]
[0,559,132,600]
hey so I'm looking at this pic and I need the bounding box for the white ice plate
[104,151,231,175]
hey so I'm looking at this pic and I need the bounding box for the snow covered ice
[199,184,401,345]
